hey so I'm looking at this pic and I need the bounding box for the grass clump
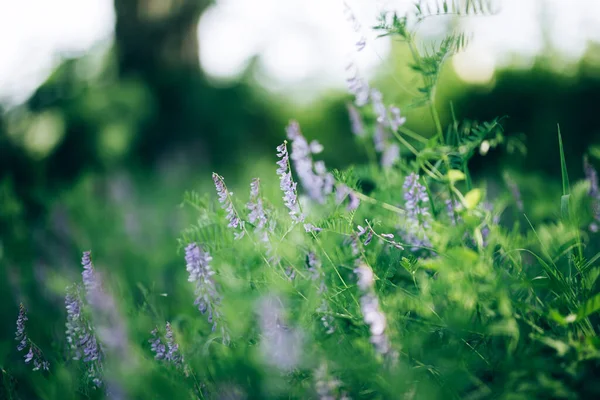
[3,2,600,399]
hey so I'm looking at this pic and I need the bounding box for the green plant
[3,1,600,399]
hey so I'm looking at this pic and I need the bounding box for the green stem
[429,90,444,143]
[352,191,406,215]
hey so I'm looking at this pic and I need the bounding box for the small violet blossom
[346,103,365,137]
[15,304,50,371]
[353,264,395,360]
[584,157,600,232]
[381,143,400,169]
[345,63,370,107]
[307,253,335,334]
[286,121,334,204]
[258,295,303,371]
[185,243,229,343]
[389,106,407,131]
[65,284,103,386]
[335,184,360,212]
[213,173,245,240]
[370,89,387,124]
[149,322,184,369]
[276,141,304,223]
[247,178,269,242]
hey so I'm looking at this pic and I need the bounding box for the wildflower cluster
[213,173,245,239]
[286,120,334,204]
[9,2,600,399]
[354,264,395,361]
[149,322,184,369]
[307,252,335,334]
[65,286,103,386]
[257,295,303,371]
[314,363,350,400]
[185,242,229,343]
[401,173,432,250]
[276,141,304,222]
[15,304,49,371]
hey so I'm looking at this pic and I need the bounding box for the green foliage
[2,1,600,399]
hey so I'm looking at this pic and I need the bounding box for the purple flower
[65,287,103,368]
[401,173,433,251]
[504,175,524,212]
[247,178,269,242]
[354,264,395,359]
[306,253,334,333]
[304,223,322,233]
[307,252,323,285]
[257,295,303,371]
[150,323,184,368]
[185,243,229,343]
[370,89,387,124]
[335,184,360,212]
[354,263,374,291]
[82,251,100,303]
[381,143,400,169]
[247,178,267,230]
[276,141,304,222]
[164,322,184,366]
[343,1,366,52]
[285,266,296,281]
[314,363,346,400]
[346,103,365,137]
[76,252,130,391]
[15,303,28,352]
[286,121,334,204]
[149,328,167,360]
[80,253,128,357]
[15,304,50,371]
[480,202,500,247]
[373,123,387,153]
[389,106,407,131]
[360,293,391,356]
[585,157,600,198]
[345,63,370,107]
[403,173,430,222]
[446,198,461,225]
[584,157,600,232]
[213,173,245,240]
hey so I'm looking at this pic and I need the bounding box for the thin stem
[311,233,360,308]
[352,191,406,215]
[398,125,429,144]
[429,89,444,143]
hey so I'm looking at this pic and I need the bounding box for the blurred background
[2,0,600,379]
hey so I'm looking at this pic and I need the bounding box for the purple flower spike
[150,322,184,368]
[584,157,600,231]
[389,106,407,131]
[346,103,365,137]
[185,243,229,343]
[15,303,28,352]
[370,89,387,124]
[286,121,334,204]
[15,304,50,372]
[276,141,304,223]
[213,173,245,240]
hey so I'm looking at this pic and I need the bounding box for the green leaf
[447,169,466,184]
[463,189,482,210]
[577,293,600,320]
[548,294,600,325]
[590,145,600,160]
[557,124,570,196]
[560,194,570,221]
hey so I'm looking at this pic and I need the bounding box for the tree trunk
[114,0,210,77]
